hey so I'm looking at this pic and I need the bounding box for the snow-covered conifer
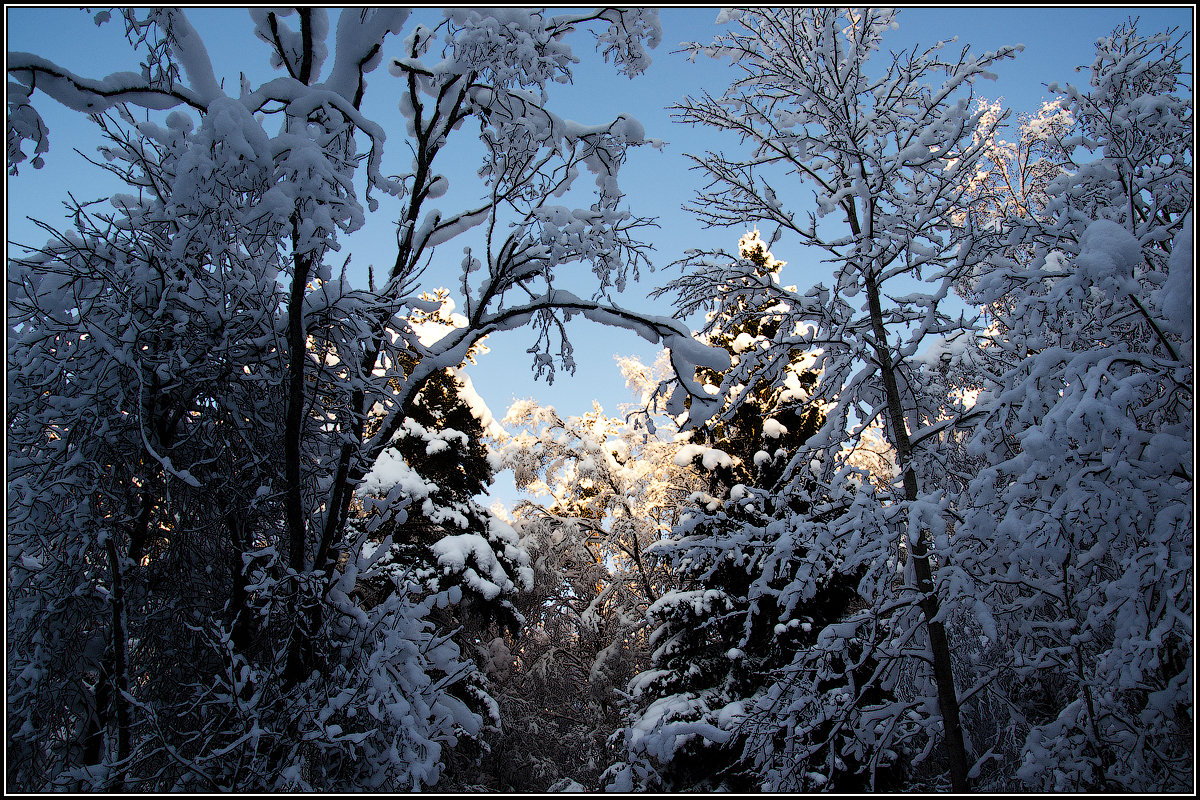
[606,233,900,791]
[612,8,1022,790]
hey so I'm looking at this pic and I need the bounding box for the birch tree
[633,8,1020,790]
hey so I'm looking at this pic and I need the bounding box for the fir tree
[609,233,899,791]
[354,292,527,662]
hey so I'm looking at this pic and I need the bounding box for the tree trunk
[284,243,311,574]
[78,659,111,790]
[104,537,131,787]
[227,510,254,658]
[864,270,971,791]
[283,223,316,685]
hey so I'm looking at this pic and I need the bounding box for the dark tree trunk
[104,538,132,787]
[864,269,970,792]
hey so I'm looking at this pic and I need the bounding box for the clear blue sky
[7,6,1193,507]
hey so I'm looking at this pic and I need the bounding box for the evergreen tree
[621,10,1025,790]
[608,233,898,791]
[686,231,823,498]
[355,292,526,632]
[348,293,533,773]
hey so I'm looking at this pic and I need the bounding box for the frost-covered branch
[6,7,691,792]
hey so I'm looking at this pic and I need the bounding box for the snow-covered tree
[620,8,1022,790]
[958,97,1075,229]
[349,292,527,634]
[500,394,688,619]
[6,8,729,791]
[955,20,1193,791]
[462,385,699,790]
[606,232,902,792]
[7,102,291,791]
[678,231,825,495]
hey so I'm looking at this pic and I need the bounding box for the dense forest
[6,7,1192,793]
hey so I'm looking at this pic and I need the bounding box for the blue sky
[7,6,1193,507]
